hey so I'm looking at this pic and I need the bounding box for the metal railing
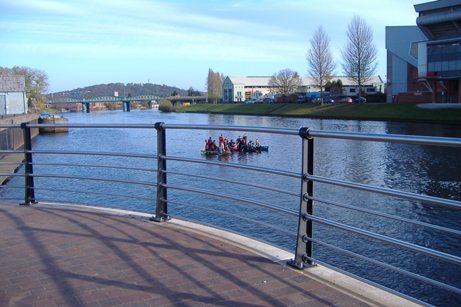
[0,122,460,305]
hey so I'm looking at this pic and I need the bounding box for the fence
[0,122,460,305]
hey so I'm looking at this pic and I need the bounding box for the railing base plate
[287,258,316,270]
[19,201,38,206]
[150,215,171,223]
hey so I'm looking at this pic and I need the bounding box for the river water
[2,109,461,305]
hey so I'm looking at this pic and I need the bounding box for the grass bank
[177,103,461,124]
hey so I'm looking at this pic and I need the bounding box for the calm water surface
[2,110,461,305]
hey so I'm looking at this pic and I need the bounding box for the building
[386,0,461,103]
[222,76,384,103]
[0,75,28,115]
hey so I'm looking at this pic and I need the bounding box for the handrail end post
[298,127,311,139]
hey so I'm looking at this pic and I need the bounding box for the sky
[0,0,428,93]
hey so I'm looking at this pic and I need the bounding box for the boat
[38,114,69,134]
[201,146,268,155]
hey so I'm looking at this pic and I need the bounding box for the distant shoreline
[176,103,461,125]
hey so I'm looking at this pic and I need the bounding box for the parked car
[324,98,335,104]
[339,97,353,104]
[354,97,367,103]
[263,97,274,103]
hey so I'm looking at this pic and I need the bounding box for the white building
[0,75,28,115]
[222,75,384,103]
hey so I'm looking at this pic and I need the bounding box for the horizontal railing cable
[0,161,24,165]
[307,236,461,295]
[310,196,461,237]
[25,173,157,187]
[165,198,295,236]
[164,170,299,197]
[27,123,159,129]
[163,183,298,217]
[0,185,23,189]
[32,186,154,201]
[163,155,300,179]
[305,214,461,266]
[302,255,427,306]
[309,130,461,147]
[308,175,461,210]
[0,150,23,155]
[0,172,23,178]
[27,150,157,160]
[162,124,300,136]
[32,162,156,173]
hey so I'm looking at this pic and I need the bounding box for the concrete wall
[0,114,39,151]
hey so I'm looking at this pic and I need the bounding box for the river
[2,109,461,305]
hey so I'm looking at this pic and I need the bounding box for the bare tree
[307,26,336,103]
[206,68,224,104]
[268,69,302,94]
[341,16,377,97]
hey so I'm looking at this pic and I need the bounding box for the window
[350,88,356,93]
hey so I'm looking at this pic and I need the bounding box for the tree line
[208,15,378,103]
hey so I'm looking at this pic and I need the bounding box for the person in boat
[212,140,218,151]
[255,139,261,148]
[240,134,247,152]
[206,137,214,151]
[219,134,225,147]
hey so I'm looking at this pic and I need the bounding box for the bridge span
[50,95,208,113]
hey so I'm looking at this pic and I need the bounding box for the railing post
[20,123,36,206]
[288,127,314,269]
[151,122,170,222]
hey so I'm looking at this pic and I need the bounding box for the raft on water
[201,146,268,155]
[38,114,69,134]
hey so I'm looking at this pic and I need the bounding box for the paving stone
[0,203,371,306]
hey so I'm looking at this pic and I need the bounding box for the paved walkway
[0,203,387,306]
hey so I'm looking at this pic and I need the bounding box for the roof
[414,0,461,13]
[0,75,25,92]
[227,75,384,87]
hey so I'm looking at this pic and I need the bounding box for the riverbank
[177,103,461,124]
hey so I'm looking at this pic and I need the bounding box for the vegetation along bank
[176,103,461,124]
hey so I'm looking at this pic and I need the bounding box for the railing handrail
[2,122,461,147]
[0,121,459,305]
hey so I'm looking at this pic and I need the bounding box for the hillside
[50,82,191,99]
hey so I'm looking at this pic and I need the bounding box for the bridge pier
[81,102,91,113]
[123,100,131,112]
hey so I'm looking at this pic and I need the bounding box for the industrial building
[386,0,461,103]
[0,75,28,115]
[222,76,384,103]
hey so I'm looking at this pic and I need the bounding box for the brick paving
[0,203,371,306]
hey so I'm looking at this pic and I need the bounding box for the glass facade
[427,41,461,77]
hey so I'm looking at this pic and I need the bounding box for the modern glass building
[386,0,461,103]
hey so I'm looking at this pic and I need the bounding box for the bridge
[50,95,208,113]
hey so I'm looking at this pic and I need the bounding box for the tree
[325,79,343,95]
[187,87,201,96]
[206,68,223,104]
[306,26,336,103]
[0,66,49,111]
[158,99,174,112]
[268,69,302,94]
[341,16,377,97]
